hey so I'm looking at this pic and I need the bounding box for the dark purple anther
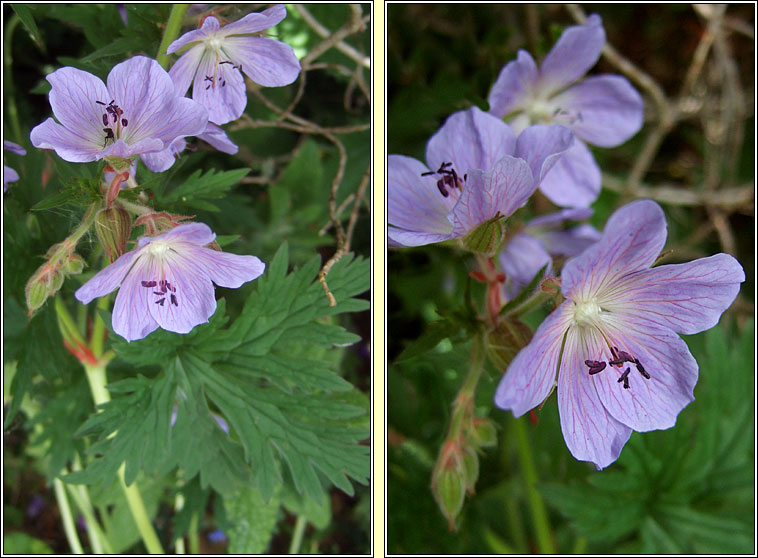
[96,100,106,106]
[170,294,178,306]
[102,114,109,126]
[141,280,157,288]
[166,282,175,293]
[585,359,607,375]
[121,118,128,127]
[617,367,631,389]
[155,298,165,306]
[436,180,449,198]
[634,358,650,379]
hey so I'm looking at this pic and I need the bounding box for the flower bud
[462,215,505,256]
[95,207,132,263]
[432,465,465,531]
[459,445,479,493]
[25,264,63,316]
[485,318,533,370]
[63,253,85,275]
[471,418,498,448]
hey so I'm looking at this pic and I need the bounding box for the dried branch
[294,4,370,69]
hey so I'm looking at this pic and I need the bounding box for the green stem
[53,477,84,554]
[512,417,555,554]
[83,330,165,554]
[288,515,307,554]
[4,15,23,143]
[174,489,186,554]
[156,4,189,69]
[448,335,486,438]
[115,197,154,217]
[90,295,110,360]
[118,463,165,554]
[188,512,200,554]
[71,454,114,554]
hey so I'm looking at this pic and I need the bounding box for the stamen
[634,358,650,379]
[585,359,607,375]
[141,280,157,288]
[170,294,178,306]
[102,127,114,148]
[121,118,128,127]
[155,298,165,306]
[102,114,109,126]
[617,367,631,389]
[96,100,106,106]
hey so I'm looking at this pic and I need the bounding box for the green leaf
[11,4,45,51]
[281,483,332,530]
[2,532,53,554]
[395,318,465,363]
[161,168,250,211]
[224,484,282,554]
[657,504,754,554]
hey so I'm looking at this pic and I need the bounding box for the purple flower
[495,200,744,469]
[30,56,208,165]
[388,106,573,248]
[499,208,600,298]
[488,14,643,208]
[140,122,238,173]
[167,4,301,125]
[75,223,265,342]
[4,140,26,191]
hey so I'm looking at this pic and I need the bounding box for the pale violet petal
[488,50,539,119]
[169,44,205,96]
[221,36,301,87]
[539,224,601,258]
[198,122,238,154]
[166,16,218,54]
[538,14,605,95]
[46,66,110,145]
[111,256,160,342]
[30,118,102,162]
[148,251,218,334]
[140,138,186,172]
[388,154,454,235]
[75,248,142,304]
[426,107,517,174]
[551,75,644,147]
[4,141,26,156]
[499,233,553,299]
[139,222,216,248]
[495,301,573,416]
[536,140,601,208]
[189,247,265,288]
[191,50,247,125]
[557,324,633,469]
[387,227,454,248]
[449,156,533,236]
[221,4,287,35]
[515,124,574,184]
[562,200,667,301]
[601,253,745,335]
[528,207,593,228]
[591,316,697,433]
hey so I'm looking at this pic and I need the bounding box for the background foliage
[387,4,754,554]
[3,3,370,554]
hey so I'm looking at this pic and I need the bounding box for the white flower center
[526,99,557,124]
[146,241,170,259]
[572,299,602,328]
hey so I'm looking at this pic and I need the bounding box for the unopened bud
[95,207,132,263]
[485,319,533,370]
[460,445,479,492]
[432,466,465,531]
[25,264,63,315]
[462,215,505,256]
[63,253,85,275]
[471,418,498,448]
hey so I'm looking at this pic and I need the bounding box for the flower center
[141,279,179,307]
[572,299,602,327]
[420,162,466,199]
[526,100,583,127]
[584,345,651,390]
[203,57,242,90]
[96,99,128,148]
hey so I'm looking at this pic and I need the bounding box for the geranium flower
[494,200,744,469]
[499,208,600,298]
[487,14,643,208]
[4,140,26,191]
[140,122,238,173]
[388,106,573,250]
[30,56,208,165]
[167,4,301,125]
[75,222,264,342]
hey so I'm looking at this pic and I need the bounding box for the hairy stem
[157,4,189,69]
[3,15,24,143]
[289,515,308,554]
[512,417,555,554]
[53,477,84,554]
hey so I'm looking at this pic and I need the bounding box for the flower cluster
[388,13,745,472]
[25,5,302,341]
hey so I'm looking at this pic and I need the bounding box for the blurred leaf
[161,168,250,212]
[11,4,45,51]
[2,532,53,554]
[225,484,281,553]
